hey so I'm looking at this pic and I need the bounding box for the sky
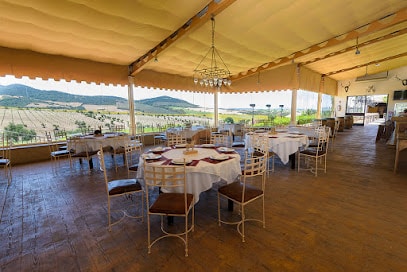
[0,75,296,110]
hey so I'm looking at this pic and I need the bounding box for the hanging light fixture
[355,36,361,55]
[193,15,231,88]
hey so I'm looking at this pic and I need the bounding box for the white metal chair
[124,143,140,178]
[98,147,144,231]
[210,133,230,147]
[330,120,340,150]
[143,162,194,256]
[166,132,186,147]
[111,135,131,172]
[0,138,12,185]
[298,127,329,177]
[253,134,275,174]
[217,149,267,242]
[48,139,72,168]
[69,137,99,170]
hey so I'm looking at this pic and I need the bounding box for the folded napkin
[201,156,233,164]
[161,159,200,166]
[217,151,236,154]
[188,160,200,166]
[145,156,167,163]
[161,159,173,165]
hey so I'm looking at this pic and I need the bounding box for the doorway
[345,94,388,125]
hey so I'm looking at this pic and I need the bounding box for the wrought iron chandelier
[193,15,231,88]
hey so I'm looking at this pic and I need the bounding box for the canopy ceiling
[0,0,406,95]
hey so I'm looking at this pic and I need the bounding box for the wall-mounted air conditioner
[355,71,389,82]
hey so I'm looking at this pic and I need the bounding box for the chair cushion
[241,169,260,176]
[252,151,264,157]
[0,159,10,165]
[58,145,68,151]
[128,164,139,171]
[149,193,194,215]
[300,149,326,156]
[108,179,142,195]
[114,146,125,154]
[232,142,245,147]
[51,150,70,157]
[218,181,263,203]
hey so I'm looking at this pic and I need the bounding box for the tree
[4,122,37,142]
[224,117,234,124]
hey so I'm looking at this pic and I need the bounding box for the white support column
[317,76,324,119]
[214,90,219,127]
[127,76,136,136]
[291,89,297,125]
[316,92,322,119]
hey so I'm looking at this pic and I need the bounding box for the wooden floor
[1,124,406,272]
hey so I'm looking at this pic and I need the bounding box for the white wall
[335,66,407,118]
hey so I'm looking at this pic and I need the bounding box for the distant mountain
[0,84,198,114]
[138,96,197,108]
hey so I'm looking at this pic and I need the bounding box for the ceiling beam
[129,0,236,76]
[324,52,407,76]
[232,7,407,80]
[301,28,407,66]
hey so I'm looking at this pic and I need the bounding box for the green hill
[0,84,198,114]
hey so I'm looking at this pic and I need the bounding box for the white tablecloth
[137,147,241,203]
[167,127,206,139]
[68,134,129,153]
[245,132,309,164]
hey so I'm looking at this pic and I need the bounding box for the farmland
[0,107,214,140]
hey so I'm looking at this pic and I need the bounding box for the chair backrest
[143,163,189,211]
[242,149,267,177]
[241,150,267,199]
[166,132,186,147]
[47,139,58,153]
[128,135,143,152]
[252,134,266,148]
[113,135,130,149]
[315,127,329,152]
[1,137,12,160]
[210,133,229,147]
[97,147,111,192]
[69,137,92,155]
[191,129,211,144]
[333,120,340,136]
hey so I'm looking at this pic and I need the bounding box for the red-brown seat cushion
[149,193,194,215]
[218,181,263,203]
[108,179,142,195]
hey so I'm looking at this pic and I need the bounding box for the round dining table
[136,146,241,204]
[245,131,309,165]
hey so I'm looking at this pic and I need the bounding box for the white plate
[144,154,162,160]
[210,155,229,161]
[218,147,234,152]
[175,144,187,148]
[201,144,215,147]
[151,147,164,152]
[171,158,192,164]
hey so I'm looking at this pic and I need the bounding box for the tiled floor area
[0,124,406,271]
